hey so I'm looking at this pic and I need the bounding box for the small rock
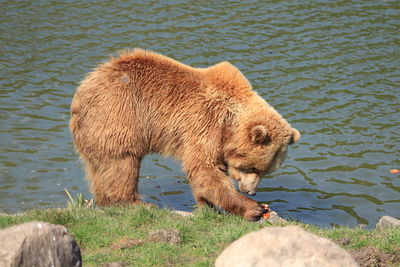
[148,229,181,245]
[172,210,194,217]
[376,215,400,230]
[357,224,367,229]
[102,262,126,267]
[259,210,287,224]
[336,237,351,246]
[215,225,357,267]
[0,221,82,267]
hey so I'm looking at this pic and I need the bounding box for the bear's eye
[239,167,259,174]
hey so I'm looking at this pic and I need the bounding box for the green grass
[1,206,399,266]
[309,225,400,254]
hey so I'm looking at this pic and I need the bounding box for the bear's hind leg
[85,155,142,206]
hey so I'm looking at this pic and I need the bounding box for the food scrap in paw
[260,203,271,219]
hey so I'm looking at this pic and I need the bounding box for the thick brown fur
[70,49,300,220]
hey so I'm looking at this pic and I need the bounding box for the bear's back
[98,49,254,103]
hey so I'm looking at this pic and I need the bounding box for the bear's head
[223,103,300,196]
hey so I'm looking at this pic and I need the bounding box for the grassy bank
[1,206,399,266]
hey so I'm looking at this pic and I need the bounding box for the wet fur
[70,49,299,219]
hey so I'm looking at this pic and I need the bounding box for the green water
[0,0,399,227]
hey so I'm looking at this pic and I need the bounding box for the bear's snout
[238,184,257,196]
[238,178,259,196]
[246,190,257,196]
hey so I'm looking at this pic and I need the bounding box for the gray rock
[148,228,181,245]
[267,211,286,223]
[0,221,82,267]
[171,210,194,217]
[258,210,287,224]
[376,215,400,230]
[215,225,358,267]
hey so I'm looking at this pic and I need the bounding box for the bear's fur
[70,49,300,220]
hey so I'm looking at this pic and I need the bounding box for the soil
[336,237,351,246]
[334,237,400,267]
[350,246,400,267]
[111,237,144,250]
[148,228,181,245]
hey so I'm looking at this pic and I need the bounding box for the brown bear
[70,49,300,220]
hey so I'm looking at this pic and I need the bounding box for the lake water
[1,0,399,227]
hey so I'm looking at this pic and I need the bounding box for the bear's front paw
[243,202,264,221]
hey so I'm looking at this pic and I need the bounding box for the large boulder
[216,225,357,267]
[0,221,81,267]
[376,215,400,230]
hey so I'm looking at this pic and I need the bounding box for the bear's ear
[250,125,269,144]
[289,128,301,145]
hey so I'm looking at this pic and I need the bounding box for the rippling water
[1,0,399,227]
